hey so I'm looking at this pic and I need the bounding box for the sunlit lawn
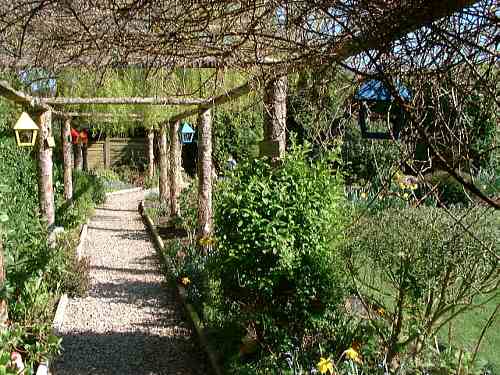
[440,294,500,373]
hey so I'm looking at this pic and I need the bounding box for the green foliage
[211,145,349,344]
[345,206,499,367]
[426,171,472,206]
[55,170,106,229]
[51,231,91,298]
[164,240,208,310]
[0,134,64,370]
[212,108,263,171]
[341,126,401,186]
[0,104,99,370]
[0,324,61,373]
[178,178,198,233]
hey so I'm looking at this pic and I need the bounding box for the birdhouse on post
[13,112,39,147]
[179,122,195,144]
[354,79,411,140]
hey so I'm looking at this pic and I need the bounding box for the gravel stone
[54,190,205,375]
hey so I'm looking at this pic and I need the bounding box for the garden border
[138,201,223,375]
[43,218,90,375]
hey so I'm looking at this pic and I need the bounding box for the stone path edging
[139,202,223,375]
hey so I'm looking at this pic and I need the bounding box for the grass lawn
[440,294,500,373]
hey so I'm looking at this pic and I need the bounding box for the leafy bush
[0,109,100,370]
[178,178,197,233]
[344,206,499,367]
[212,109,262,172]
[211,145,349,346]
[0,134,64,369]
[426,171,472,206]
[164,240,208,309]
[55,170,106,229]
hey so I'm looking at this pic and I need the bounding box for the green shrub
[426,171,472,206]
[178,178,197,233]
[345,206,499,366]
[212,109,262,172]
[0,133,64,369]
[56,170,106,229]
[211,145,349,346]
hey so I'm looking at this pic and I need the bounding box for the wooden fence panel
[86,138,146,170]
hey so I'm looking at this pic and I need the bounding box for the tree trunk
[36,110,55,228]
[74,142,83,170]
[260,76,288,159]
[147,130,155,179]
[169,121,181,217]
[62,118,73,201]
[158,126,169,204]
[197,108,213,249]
[0,239,7,326]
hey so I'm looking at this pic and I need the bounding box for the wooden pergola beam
[169,82,251,123]
[42,96,206,106]
[0,80,49,111]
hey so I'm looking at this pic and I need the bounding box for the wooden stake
[197,108,213,248]
[36,110,55,228]
[82,143,88,171]
[147,130,155,179]
[169,121,181,217]
[62,118,73,200]
[158,126,169,204]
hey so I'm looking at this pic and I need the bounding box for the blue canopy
[355,79,411,102]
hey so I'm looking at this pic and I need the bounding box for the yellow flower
[345,348,362,364]
[360,192,367,199]
[399,182,406,190]
[180,277,191,286]
[409,183,418,191]
[317,357,334,374]
[198,236,216,246]
[377,307,385,316]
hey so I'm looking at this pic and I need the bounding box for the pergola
[0,0,492,238]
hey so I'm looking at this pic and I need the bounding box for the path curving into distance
[54,190,204,375]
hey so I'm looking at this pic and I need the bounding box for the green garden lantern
[179,122,195,144]
[354,79,411,140]
[13,112,39,147]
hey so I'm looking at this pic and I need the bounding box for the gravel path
[54,190,205,375]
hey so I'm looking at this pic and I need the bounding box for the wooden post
[197,108,213,247]
[62,118,73,200]
[158,126,169,204]
[147,130,155,179]
[0,239,7,326]
[104,135,111,168]
[74,142,83,170]
[169,120,181,217]
[35,110,55,228]
[260,76,288,159]
[82,143,88,171]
